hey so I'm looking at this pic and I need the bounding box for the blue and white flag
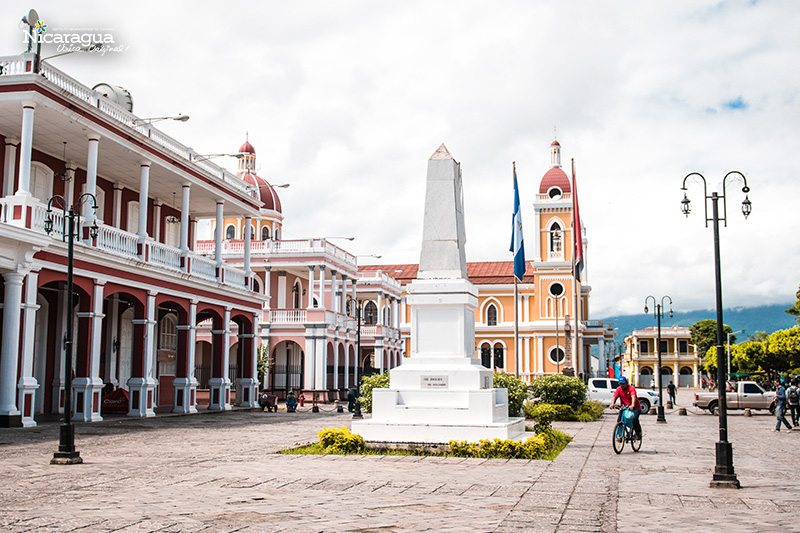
[509,166,526,281]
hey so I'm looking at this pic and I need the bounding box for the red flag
[572,160,584,281]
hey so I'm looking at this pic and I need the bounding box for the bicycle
[612,405,642,454]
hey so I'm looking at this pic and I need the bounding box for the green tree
[786,284,800,323]
[690,319,735,358]
[730,341,766,373]
[765,326,800,372]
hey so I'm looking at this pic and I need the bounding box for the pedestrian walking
[773,379,793,432]
[787,379,800,428]
[701,378,707,390]
[667,381,677,405]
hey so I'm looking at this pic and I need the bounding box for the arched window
[292,281,302,308]
[487,304,498,326]
[126,200,139,233]
[275,227,281,240]
[363,301,378,325]
[549,222,563,254]
[225,225,236,240]
[261,226,270,241]
[30,162,54,204]
[480,345,492,368]
[250,226,255,240]
[493,345,504,369]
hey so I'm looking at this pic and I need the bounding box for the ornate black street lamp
[45,193,99,465]
[681,171,751,489]
[644,295,673,423]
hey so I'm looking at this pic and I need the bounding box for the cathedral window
[549,223,563,254]
[261,226,271,240]
[487,304,498,326]
[225,224,236,240]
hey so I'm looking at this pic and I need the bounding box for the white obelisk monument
[352,144,525,444]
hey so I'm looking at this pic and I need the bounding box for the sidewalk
[0,391,797,532]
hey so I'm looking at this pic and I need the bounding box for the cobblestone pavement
[0,389,798,532]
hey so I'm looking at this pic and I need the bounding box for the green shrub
[525,402,558,434]
[577,400,605,421]
[318,426,365,454]
[358,371,390,414]
[529,374,587,409]
[448,430,571,460]
[493,372,528,417]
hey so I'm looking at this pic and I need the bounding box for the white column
[172,300,198,414]
[673,362,679,388]
[244,217,252,288]
[112,183,123,228]
[17,271,40,427]
[214,201,224,265]
[180,184,190,252]
[277,272,287,308]
[315,337,326,390]
[190,218,198,251]
[152,202,162,242]
[340,274,347,317]
[222,307,232,403]
[329,270,338,314]
[83,135,100,219]
[15,102,35,197]
[350,278,357,317]
[0,272,25,421]
[693,363,698,387]
[598,339,606,378]
[3,137,19,197]
[137,162,151,239]
[264,267,271,311]
[318,265,326,310]
[73,280,105,422]
[537,335,544,374]
[377,291,384,326]
[307,266,315,309]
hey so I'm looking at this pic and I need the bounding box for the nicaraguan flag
[509,168,526,281]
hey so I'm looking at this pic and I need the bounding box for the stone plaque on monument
[421,376,449,389]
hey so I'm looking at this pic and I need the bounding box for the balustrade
[149,240,182,269]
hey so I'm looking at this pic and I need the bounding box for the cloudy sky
[2,1,799,317]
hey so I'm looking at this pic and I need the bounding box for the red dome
[550,140,561,147]
[539,167,571,194]
[239,172,282,213]
[239,141,256,154]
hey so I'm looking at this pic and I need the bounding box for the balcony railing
[196,238,357,267]
[0,196,250,290]
[0,54,254,199]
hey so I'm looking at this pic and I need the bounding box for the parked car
[587,378,660,412]
[694,381,776,414]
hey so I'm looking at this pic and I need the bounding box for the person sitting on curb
[286,390,298,413]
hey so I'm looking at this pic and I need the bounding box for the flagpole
[571,158,580,378]
[513,161,520,378]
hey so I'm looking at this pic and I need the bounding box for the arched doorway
[639,366,653,388]
[679,366,694,388]
[271,340,304,397]
[660,366,672,387]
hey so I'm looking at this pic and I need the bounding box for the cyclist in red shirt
[611,376,642,440]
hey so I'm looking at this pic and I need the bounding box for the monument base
[353,417,526,444]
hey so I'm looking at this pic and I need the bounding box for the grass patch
[278,442,439,456]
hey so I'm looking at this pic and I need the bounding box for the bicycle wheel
[630,429,642,452]
[612,422,625,454]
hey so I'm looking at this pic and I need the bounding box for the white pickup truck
[587,378,660,412]
[693,381,776,414]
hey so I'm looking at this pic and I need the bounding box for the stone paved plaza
[1,389,799,532]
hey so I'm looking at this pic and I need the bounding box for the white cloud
[3,0,798,317]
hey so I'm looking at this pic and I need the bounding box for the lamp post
[45,193,99,465]
[352,299,363,419]
[726,329,744,381]
[644,295,673,423]
[681,171,751,489]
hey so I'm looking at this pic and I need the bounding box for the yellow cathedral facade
[363,140,616,381]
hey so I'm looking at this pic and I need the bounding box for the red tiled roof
[360,261,535,286]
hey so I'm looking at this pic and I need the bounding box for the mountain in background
[598,303,797,346]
